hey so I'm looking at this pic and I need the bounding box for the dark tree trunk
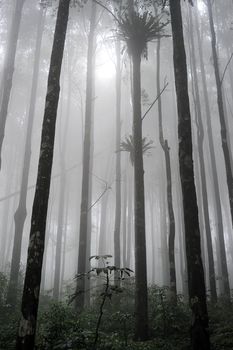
[7,5,46,307]
[0,0,25,169]
[206,0,231,299]
[169,1,210,349]
[188,7,217,303]
[132,52,148,341]
[156,36,176,299]
[16,1,70,348]
[114,39,122,271]
[76,1,96,311]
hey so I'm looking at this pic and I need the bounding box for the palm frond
[119,134,153,165]
[117,10,169,57]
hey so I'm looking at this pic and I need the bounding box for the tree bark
[169,1,210,349]
[16,1,70,348]
[132,52,148,341]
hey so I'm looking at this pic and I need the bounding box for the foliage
[37,302,85,350]
[117,10,169,58]
[0,274,233,349]
[120,134,153,164]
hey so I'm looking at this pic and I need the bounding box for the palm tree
[118,9,167,341]
[169,1,210,349]
[16,0,71,348]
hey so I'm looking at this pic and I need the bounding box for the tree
[205,0,231,299]
[76,0,97,311]
[6,3,46,307]
[188,5,217,303]
[16,0,71,348]
[114,37,122,279]
[118,7,167,340]
[0,0,25,169]
[194,6,230,297]
[169,1,210,349]
[154,3,176,299]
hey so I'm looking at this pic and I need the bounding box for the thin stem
[142,82,169,121]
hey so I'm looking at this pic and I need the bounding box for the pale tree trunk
[149,191,156,284]
[53,48,72,300]
[0,0,25,169]
[126,165,133,269]
[7,5,46,307]
[206,0,233,251]
[16,1,70,348]
[60,184,70,293]
[195,7,230,298]
[122,172,127,267]
[114,38,122,272]
[76,0,97,311]
[188,7,217,303]
[156,36,176,299]
[170,1,210,349]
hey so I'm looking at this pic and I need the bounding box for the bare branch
[220,51,233,86]
[142,81,169,121]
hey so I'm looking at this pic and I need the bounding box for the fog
[1,0,233,348]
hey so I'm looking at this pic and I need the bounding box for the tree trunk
[0,0,25,169]
[16,1,70,348]
[53,50,72,301]
[114,39,122,272]
[132,52,148,341]
[156,36,176,299]
[195,6,230,298]
[206,0,233,244]
[169,1,210,349]
[76,1,96,311]
[7,5,46,307]
[188,7,217,303]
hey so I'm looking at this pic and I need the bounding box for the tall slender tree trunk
[156,36,176,299]
[16,1,70,348]
[53,52,72,301]
[122,173,127,267]
[126,166,133,269]
[132,52,148,341]
[76,1,96,311]
[206,0,233,237]
[114,39,122,272]
[188,7,217,303]
[195,6,230,298]
[0,0,25,169]
[169,1,210,349]
[7,5,46,307]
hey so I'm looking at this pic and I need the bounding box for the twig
[88,183,111,212]
[220,51,233,86]
[93,0,121,26]
[142,82,169,121]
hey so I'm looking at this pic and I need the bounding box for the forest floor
[0,274,233,350]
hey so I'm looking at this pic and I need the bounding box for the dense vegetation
[1,270,233,350]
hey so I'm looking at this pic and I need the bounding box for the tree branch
[142,82,169,121]
[220,51,233,86]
